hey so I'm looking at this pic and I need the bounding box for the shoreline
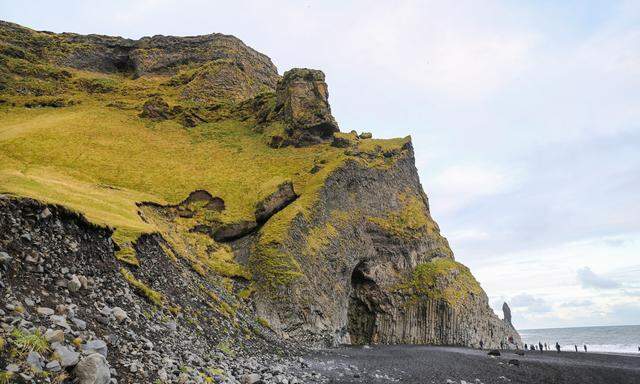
[303,344,640,384]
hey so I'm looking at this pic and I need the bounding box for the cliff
[0,20,520,383]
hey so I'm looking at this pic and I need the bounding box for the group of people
[522,342,589,353]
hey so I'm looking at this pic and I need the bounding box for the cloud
[448,228,490,242]
[510,293,552,313]
[342,1,537,100]
[577,267,620,289]
[607,302,640,325]
[428,164,518,214]
[560,299,594,308]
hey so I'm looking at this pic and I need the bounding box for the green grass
[115,246,139,266]
[10,328,50,355]
[398,258,482,306]
[216,340,235,356]
[368,192,436,239]
[0,41,412,290]
[0,371,14,384]
[121,268,165,306]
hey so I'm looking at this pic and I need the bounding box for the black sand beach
[305,345,640,384]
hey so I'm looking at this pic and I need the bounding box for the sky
[2,0,639,329]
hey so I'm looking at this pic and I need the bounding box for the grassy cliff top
[0,69,410,245]
[0,22,416,291]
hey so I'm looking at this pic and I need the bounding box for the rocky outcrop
[503,302,513,326]
[139,96,173,120]
[274,68,339,146]
[0,20,280,102]
[0,20,522,364]
[250,143,521,348]
[255,181,298,223]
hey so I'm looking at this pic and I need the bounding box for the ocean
[519,324,640,354]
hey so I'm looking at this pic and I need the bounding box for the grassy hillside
[0,70,407,240]
[0,22,412,289]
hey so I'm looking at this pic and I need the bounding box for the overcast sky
[3,0,639,329]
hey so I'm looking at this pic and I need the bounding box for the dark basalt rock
[502,302,513,326]
[488,349,501,356]
[331,136,353,148]
[255,181,298,224]
[274,68,339,147]
[180,190,225,211]
[214,220,258,242]
[139,96,173,120]
[0,21,280,103]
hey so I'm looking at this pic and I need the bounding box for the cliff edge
[0,20,520,383]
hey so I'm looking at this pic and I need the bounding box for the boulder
[73,353,110,384]
[54,344,80,367]
[112,307,128,322]
[178,190,225,211]
[359,132,372,139]
[275,68,339,147]
[241,373,262,384]
[139,96,173,120]
[68,275,82,292]
[0,251,11,267]
[331,136,352,148]
[26,351,44,371]
[487,349,501,356]
[82,339,108,357]
[44,329,65,343]
[255,181,297,223]
[36,307,55,316]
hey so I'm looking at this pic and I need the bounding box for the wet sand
[305,345,640,384]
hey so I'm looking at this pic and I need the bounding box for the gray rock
[26,351,44,371]
[275,68,339,147]
[74,353,111,384]
[112,307,127,322]
[0,251,11,266]
[6,363,20,372]
[39,207,52,219]
[44,328,65,343]
[68,275,82,292]
[241,373,261,384]
[37,307,55,316]
[157,368,168,381]
[254,181,297,224]
[46,360,62,372]
[83,339,108,357]
[73,317,87,330]
[78,275,89,289]
[54,344,80,367]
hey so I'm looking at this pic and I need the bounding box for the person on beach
[544,342,548,351]
[524,343,528,350]
[479,340,484,350]
[556,342,561,353]
[539,342,543,353]
[574,345,578,352]
[584,344,587,352]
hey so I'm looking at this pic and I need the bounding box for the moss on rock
[399,258,483,307]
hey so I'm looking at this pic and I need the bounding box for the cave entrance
[347,261,377,345]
